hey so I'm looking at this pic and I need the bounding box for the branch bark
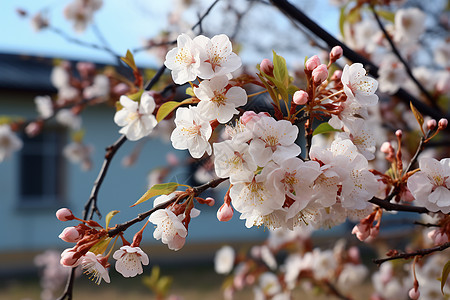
[373,242,450,266]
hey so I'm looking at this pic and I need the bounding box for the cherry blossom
[377,55,407,94]
[194,76,247,123]
[55,109,82,130]
[63,142,93,171]
[164,33,204,85]
[64,0,103,33]
[78,252,110,284]
[148,208,187,251]
[341,63,378,106]
[407,157,450,213]
[214,245,235,274]
[83,74,110,100]
[114,92,157,141]
[194,34,242,78]
[0,125,23,162]
[113,246,149,278]
[249,117,301,166]
[394,7,426,44]
[170,106,212,158]
[213,140,257,184]
[34,95,54,119]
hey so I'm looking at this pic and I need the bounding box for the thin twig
[370,6,437,109]
[269,0,449,122]
[108,177,227,237]
[373,242,450,266]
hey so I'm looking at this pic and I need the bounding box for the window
[19,128,66,208]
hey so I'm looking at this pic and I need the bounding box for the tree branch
[107,177,227,237]
[369,197,430,214]
[370,6,438,109]
[373,242,450,266]
[269,0,449,122]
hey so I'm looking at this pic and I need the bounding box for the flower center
[126,111,140,123]
[176,48,195,66]
[211,90,227,106]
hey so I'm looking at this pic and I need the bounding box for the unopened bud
[260,59,274,76]
[427,119,437,131]
[331,70,342,81]
[312,64,328,83]
[351,223,370,241]
[59,227,82,243]
[293,90,308,105]
[240,111,269,125]
[380,142,392,154]
[305,55,321,71]
[166,152,179,166]
[330,46,343,62]
[217,203,233,222]
[408,288,420,300]
[438,118,448,130]
[25,122,42,137]
[56,208,74,221]
[395,129,403,138]
[60,247,81,267]
[205,197,215,207]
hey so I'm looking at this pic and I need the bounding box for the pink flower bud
[25,122,42,137]
[348,246,361,263]
[59,227,82,243]
[293,90,309,105]
[380,142,392,153]
[435,232,449,244]
[408,288,420,300]
[217,202,234,222]
[56,208,74,221]
[205,197,215,207]
[113,83,130,95]
[312,64,328,83]
[260,59,274,76]
[426,119,437,131]
[438,118,448,130]
[395,129,403,138]
[331,70,342,81]
[60,247,81,267]
[305,55,321,71]
[330,46,343,61]
[352,223,370,241]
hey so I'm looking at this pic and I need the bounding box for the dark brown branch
[269,0,449,122]
[84,135,127,220]
[56,268,76,300]
[369,197,430,214]
[108,177,227,237]
[370,6,437,109]
[373,242,450,266]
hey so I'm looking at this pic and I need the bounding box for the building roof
[0,53,57,93]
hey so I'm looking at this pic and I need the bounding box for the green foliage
[313,122,341,136]
[441,260,450,294]
[121,49,138,72]
[143,266,173,298]
[156,98,197,122]
[105,210,120,229]
[410,102,424,135]
[131,182,181,207]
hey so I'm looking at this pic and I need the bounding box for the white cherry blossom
[214,245,235,274]
[56,109,82,130]
[148,208,187,251]
[377,55,407,94]
[34,95,54,119]
[195,76,247,123]
[164,33,204,85]
[249,117,301,166]
[113,246,149,278]
[114,92,157,141]
[407,157,450,213]
[0,125,23,163]
[341,63,378,106]
[335,119,376,160]
[170,106,212,158]
[394,7,426,44]
[194,34,242,78]
[78,252,110,285]
[213,140,257,184]
[230,174,285,217]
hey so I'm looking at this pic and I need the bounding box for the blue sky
[0,0,339,67]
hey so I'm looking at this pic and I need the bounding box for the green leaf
[313,122,341,136]
[121,49,138,72]
[89,237,111,255]
[272,50,289,88]
[105,210,120,229]
[410,102,424,134]
[128,90,144,102]
[376,9,395,23]
[441,260,450,295]
[347,6,361,24]
[156,98,196,122]
[131,182,180,207]
[157,276,173,296]
[185,87,195,97]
